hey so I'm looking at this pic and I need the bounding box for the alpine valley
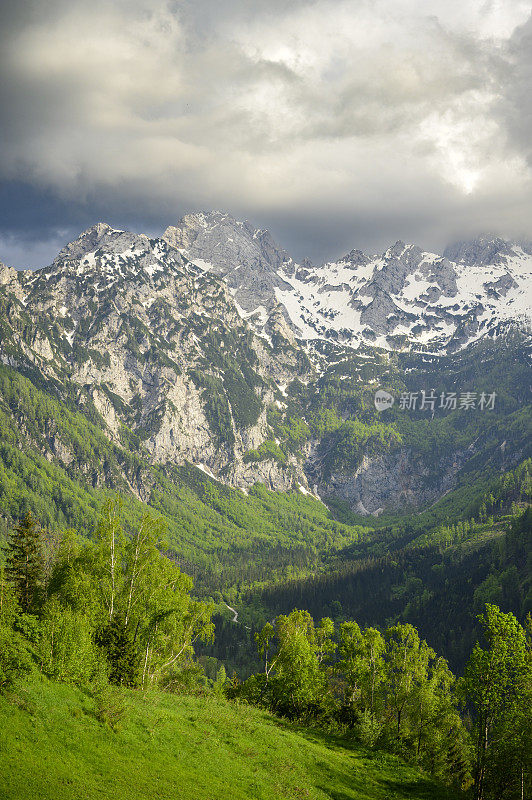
[0,211,531,670]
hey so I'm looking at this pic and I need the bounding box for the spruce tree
[96,612,140,688]
[4,512,44,613]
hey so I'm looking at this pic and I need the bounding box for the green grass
[0,675,458,800]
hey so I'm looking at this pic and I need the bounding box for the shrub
[357,710,383,749]
[93,683,127,731]
[0,623,32,693]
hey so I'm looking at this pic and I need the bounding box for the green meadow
[0,674,457,800]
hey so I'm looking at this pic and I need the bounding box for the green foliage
[474,458,531,520]
[37,599,105,685]
[189,351,263,441]
[0,623,32,693]
[464,605,532,800]
[148,464,371,595]
[4,512,45,613]
[238,612,470,788]
[243,439,286,465]
[0,502,215,694]
[222,363,263,430]
[321,418,402,475]
[0,393,375,597]
[190,371,235,446]
[0,365,140,486]
[357,710,384,748]
[337,622,386,716]
[0,573,32,693]
[261,610,334,719]
[45,501,215,690]
[250,479,531,675]
[267,408,310,454]
[0,494,527,797]
[308,406,343,438]
[96,613,139,688]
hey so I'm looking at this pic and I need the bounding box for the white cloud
[0,0,531,264]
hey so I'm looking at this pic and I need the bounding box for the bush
[93,683,127,731]
[357,710,383,749]
[0,623,32,693]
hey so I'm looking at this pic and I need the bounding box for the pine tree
[96,612,140,688]
[4,512,44,613]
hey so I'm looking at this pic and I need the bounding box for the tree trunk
[475,716,488,800]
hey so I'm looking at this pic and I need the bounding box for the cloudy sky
[1,0,531,267]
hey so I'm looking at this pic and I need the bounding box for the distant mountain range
[0,212,530,516]
[3,211,531,354]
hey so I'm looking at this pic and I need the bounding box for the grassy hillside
[0,674,458,800]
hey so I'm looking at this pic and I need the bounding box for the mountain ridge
[4,214,531,357]
[162,212,531,352]
[0,213,530,517]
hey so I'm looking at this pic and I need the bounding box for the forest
[1,502,531,800]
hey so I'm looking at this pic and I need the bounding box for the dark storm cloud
[0,0,531,268]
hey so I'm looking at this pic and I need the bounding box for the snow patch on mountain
[162,216,531,353]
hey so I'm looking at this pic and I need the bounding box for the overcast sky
[1,0,531,268]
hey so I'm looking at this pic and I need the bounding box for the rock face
[443,235,532,266]
[0,215,530,515]
[164,211,295,315]
[273,238,530,350]
[0,260,25,301]
[0,223,308,492]
[317,449,469,515]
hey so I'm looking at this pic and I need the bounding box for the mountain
[0,214,530,521]
[0,222,312,491]
[163,213,531,353]
[1,217,529,800]
[164,210,297,317]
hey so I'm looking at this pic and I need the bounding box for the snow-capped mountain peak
[443,235,532,267]
[5,216,530,355]
[161,215,531,353]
